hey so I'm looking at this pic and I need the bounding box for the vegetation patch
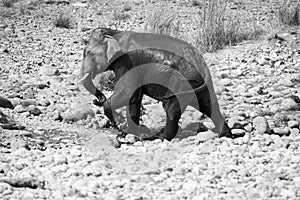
[113,11,130,20]
[277,1,300,26]
[54,13,72,29]
[144,9,180,37]
[1,0,14,7]
[197,0,263,52]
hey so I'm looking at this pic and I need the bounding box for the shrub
[197,0,227,52]
[277,1,300,26]
[2,0,14,7]
[197,0,263,52]
[96,71,115,91]
[123,4,131,11]
[54,14,72,29]
[191,0,202,7]
[113,11,130,20]
[144,9,180,37]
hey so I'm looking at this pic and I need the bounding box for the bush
[2,0,14,7]
[277,1,300,26]
[113,11,130,20]
[144,9,180,37]
[96,71,115,91]
[191,0,202,7]
[54,14,72,29]
[197,0,262,52]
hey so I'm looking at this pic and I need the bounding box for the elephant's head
[79,28,122,106]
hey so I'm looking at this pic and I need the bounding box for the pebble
[253,116,271,134]
[280,98,299,111]
[182,180,198,193]
[273,127,290,136]
[61,103,95,122]
[54,154,68,165]
[231,129,246,137]
[0,183,13,195]
[28,105,42,116]
[39,65,59,76]
[196,131,216,142]
[13,105,27,113]
[288,120,299,128]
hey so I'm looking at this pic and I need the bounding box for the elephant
[79,27,232,141]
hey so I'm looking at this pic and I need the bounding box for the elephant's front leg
[103,72,142,133]
[126,90,143,135]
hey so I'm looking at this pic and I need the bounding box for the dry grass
[113,11,130,20]
[197,0,263,52]
[191,0,202,7]
[1,0,14,7]
[123,4,132,11]
[54,14,72,29]
[277,1,300,26]
[96,71,115,91]
[144,9,180,37]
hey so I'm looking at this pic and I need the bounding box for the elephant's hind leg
[190,93,232,138]
[162,98,185,141]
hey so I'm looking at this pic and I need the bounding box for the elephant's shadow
[119,122,211,141]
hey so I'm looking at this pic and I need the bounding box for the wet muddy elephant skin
[80,27,232,141]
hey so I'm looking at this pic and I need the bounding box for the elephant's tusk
[79,73,90,83]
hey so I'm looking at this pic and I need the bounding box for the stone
[220,78,232,86]
[17,130,32,137]
[281,98,299,111]
[38,99,51,107]
[196,131,217,142]
[125,134,138,143]
[290,128,299,137]
[39,65,59,76]
[273,127,290,136]
[61,103,95,122]
[14,105,27,113]
[231,129,246,137]
[278,78,293,87]
[28,105,42,116]
[54,154,68,165]
[21,99,37,107]
[86,134,119,153]
[227,116,246,129]
[287,120,299,128]
[253,116,271,134]
[0,96,14,109]
[182,180,197,193]
[0,182,13,195]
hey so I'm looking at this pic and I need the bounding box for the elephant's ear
[104,36,122,62]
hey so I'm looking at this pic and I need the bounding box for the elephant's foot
[94,90,107,107]
[218,123,232,138]
[141,128,164,141]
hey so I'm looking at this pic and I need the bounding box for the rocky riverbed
[1,0,300,199]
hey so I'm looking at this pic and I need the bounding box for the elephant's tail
[161,82,207,100]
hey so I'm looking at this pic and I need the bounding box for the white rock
[253,116,271,134]
[0,182,12,195]
[51,164,68,174]
[281,98,299,111]
[182,180,198,193]
[288,120,299,128]
[281,189,296,198]
[273,127,290,136]
[54,154,68,165]
[231,129,246,136]
[196,131,217,142]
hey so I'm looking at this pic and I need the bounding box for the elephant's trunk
[80,64,107,106]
